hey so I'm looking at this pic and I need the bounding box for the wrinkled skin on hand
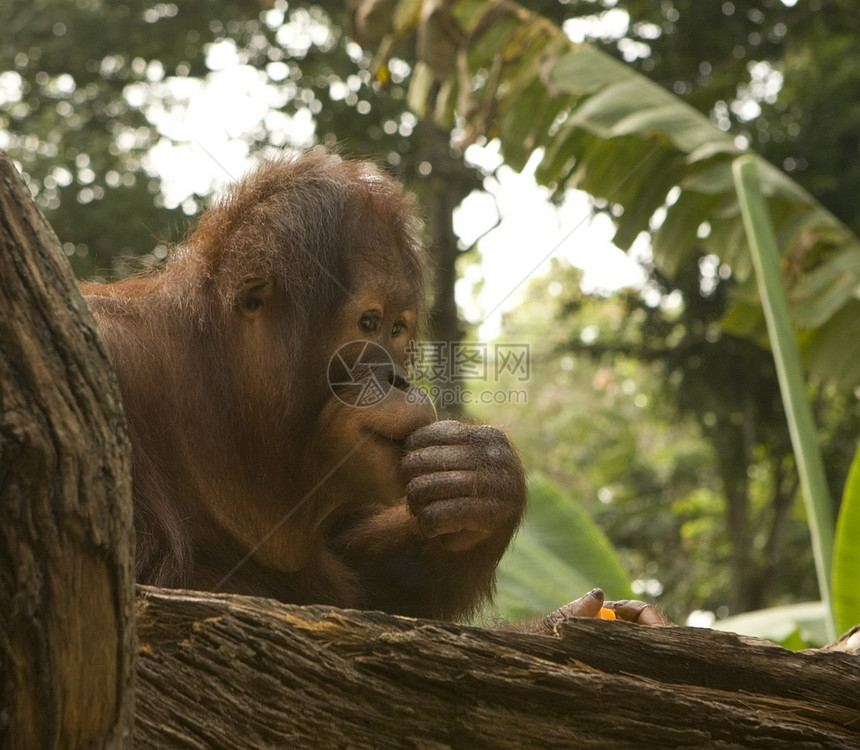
[517,588,671,635]
[402,420,525,554]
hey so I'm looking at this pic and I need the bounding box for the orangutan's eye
[359,312,381,333]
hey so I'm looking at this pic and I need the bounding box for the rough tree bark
[135,587,860,749]
[0,153,135,748]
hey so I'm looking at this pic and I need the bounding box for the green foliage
[1,1,483,280]
[0,0,249,268]
[545,36,860,393]
[559,1,860,239]
[833,443,860,635]
[477,258,839,622]
[470,264,724,621]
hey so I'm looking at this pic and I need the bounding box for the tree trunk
[414,120,483,420]
[135,586,860,749]
[0,153,135,749]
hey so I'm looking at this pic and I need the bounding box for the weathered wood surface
[0,152,135,748]
[136,587,860,749]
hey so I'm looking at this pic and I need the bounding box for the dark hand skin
[517,588,671,635]
[402,420,526,554]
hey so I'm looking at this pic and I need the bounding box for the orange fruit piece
[595,607,616,620]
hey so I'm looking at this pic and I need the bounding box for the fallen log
[136,587,860,749]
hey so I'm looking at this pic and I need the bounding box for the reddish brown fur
[83,148,526,620]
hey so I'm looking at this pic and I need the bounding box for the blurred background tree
[4,0,860,626]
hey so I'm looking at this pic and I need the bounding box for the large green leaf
[543,45,860,394]
[494,476,634,623]
[713,601,828,648]
[833,442,860,636]
[734,156,835,641]
[793,247,860,328]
